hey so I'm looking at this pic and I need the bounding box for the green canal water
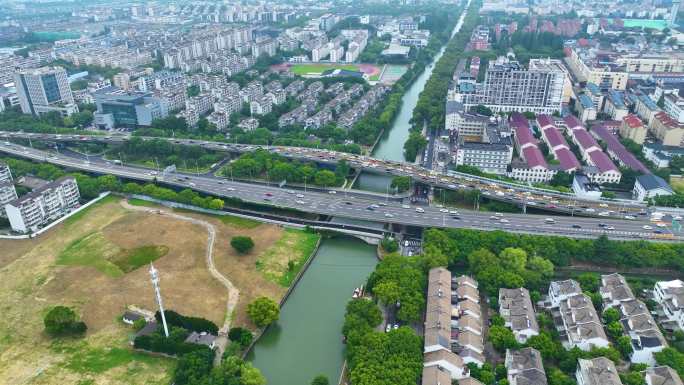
[248,237,378,385]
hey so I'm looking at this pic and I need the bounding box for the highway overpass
[0,131,649,219]
[0,140,679,242]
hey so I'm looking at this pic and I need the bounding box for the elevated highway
[0,131,649,219]
[0,140,679,242]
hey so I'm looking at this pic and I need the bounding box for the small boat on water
[352,285,365,299]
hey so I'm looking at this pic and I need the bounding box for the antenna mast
[149,263,170,337]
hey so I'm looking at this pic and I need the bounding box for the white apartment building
[455,142,512,175]
[5,176,80,233]
[457,57,566,114]
[250,96,273,115]
[0,162,12,183]
[664,94,684,123]
[0,181,18,218]
[654,279,684,332]
[548,279,583,307]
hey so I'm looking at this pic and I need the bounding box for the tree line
[406,0,483,161]
[221,149,349,187]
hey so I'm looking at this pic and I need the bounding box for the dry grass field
[0,196,319,384]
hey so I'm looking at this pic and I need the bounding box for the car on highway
[401,204,410,209]
[605,226,615,230]
[572,224,582,229]
[624,215,636,220]
[328,190,336,194]
[296,200,305,204]
[296,194,304,198]
[654,230,664,234]
[657,222,667,228]
[226,187,235,191]
[642,225,653,230]
[385,213,394,218]
[585,208,596,213]
[344,201,353,205]
[439,208,449,213]
[500,218,509,223]
[544,218,555,224]
[449,210,459,215]
[264,192,273,197]
[286,190,295,194]
[415,208,425,213]
[489,216,499,220]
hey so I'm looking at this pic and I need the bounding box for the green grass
[127,198,163,208]
[171,207,262,229]
[369,74,381,81]
[57,232,124,277]
[57,232,168,277]
[55,339,172,377]
[290,64,359,75]
[671,178,684,194]
[110,245,169,273]
[256,228,320,287]
[63,195,119,227]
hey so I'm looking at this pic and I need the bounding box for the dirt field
[0,196,317,384]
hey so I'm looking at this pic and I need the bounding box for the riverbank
[247,236,378,385]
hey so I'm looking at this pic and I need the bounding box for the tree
[44,306,87,337]
[374,280,401,305]
[228,327,253,348]
[473,104,493,116]
[311,375,330,385]
[603,307,621,324]
[231,236,255,254]
[390,176,411,193]
[488,325,518,352]
[403,132,428,162]
[616,335,634,359]
[314,169,337,187]
[500,247,527,273]
[380,236,398,253]
[247,297,280,328]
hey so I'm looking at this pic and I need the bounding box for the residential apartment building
[14,66,78,117]
[664,94,684,123]
[566,47,628,90]
[509,113,555,182]
[499,288,539,343]
[649,111,684,147]
[644,366,684,385]
[5,177,80,233]
[537,114,581,172]
[575,357,623,385]
[423,268,470,382]
[505,348,547,385]
[654,279,684,332]
[0,181,18,218]
[634,94,660,125]
[445,101,490,139]
[601,273,667,365]
[576,94,597,122]
[547,279,609,351]
[619,114,647,144]
[455,142,512,175]
[604,90,628,121]
[0,162,12,183]
[456,57,566,114]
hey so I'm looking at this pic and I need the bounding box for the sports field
[290,63,360,75]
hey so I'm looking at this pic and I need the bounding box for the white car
[439,208,449,213]
[585,208,596,213]
[500,218,510,223]
[226,187,235,191]
[328,190,337,194]
[657,222,667,228]
[625,215,636,220]
[401,204,411,209]
[296,194,304,198]
[642,225,653,230]
[605,226,615,230]
[295,200,305,204]
[384,213,394,218]
[415,208,425,213]
[449,210,459,215]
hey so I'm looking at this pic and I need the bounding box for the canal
[248,237,378,385]
[355,1,470,192]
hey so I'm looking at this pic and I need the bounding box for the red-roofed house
[556,148,581,172]
[586,150,621,184]
[570,129,601,161]
[536,114,555,131]
[619,114,646,144]
[649,112,684,147]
